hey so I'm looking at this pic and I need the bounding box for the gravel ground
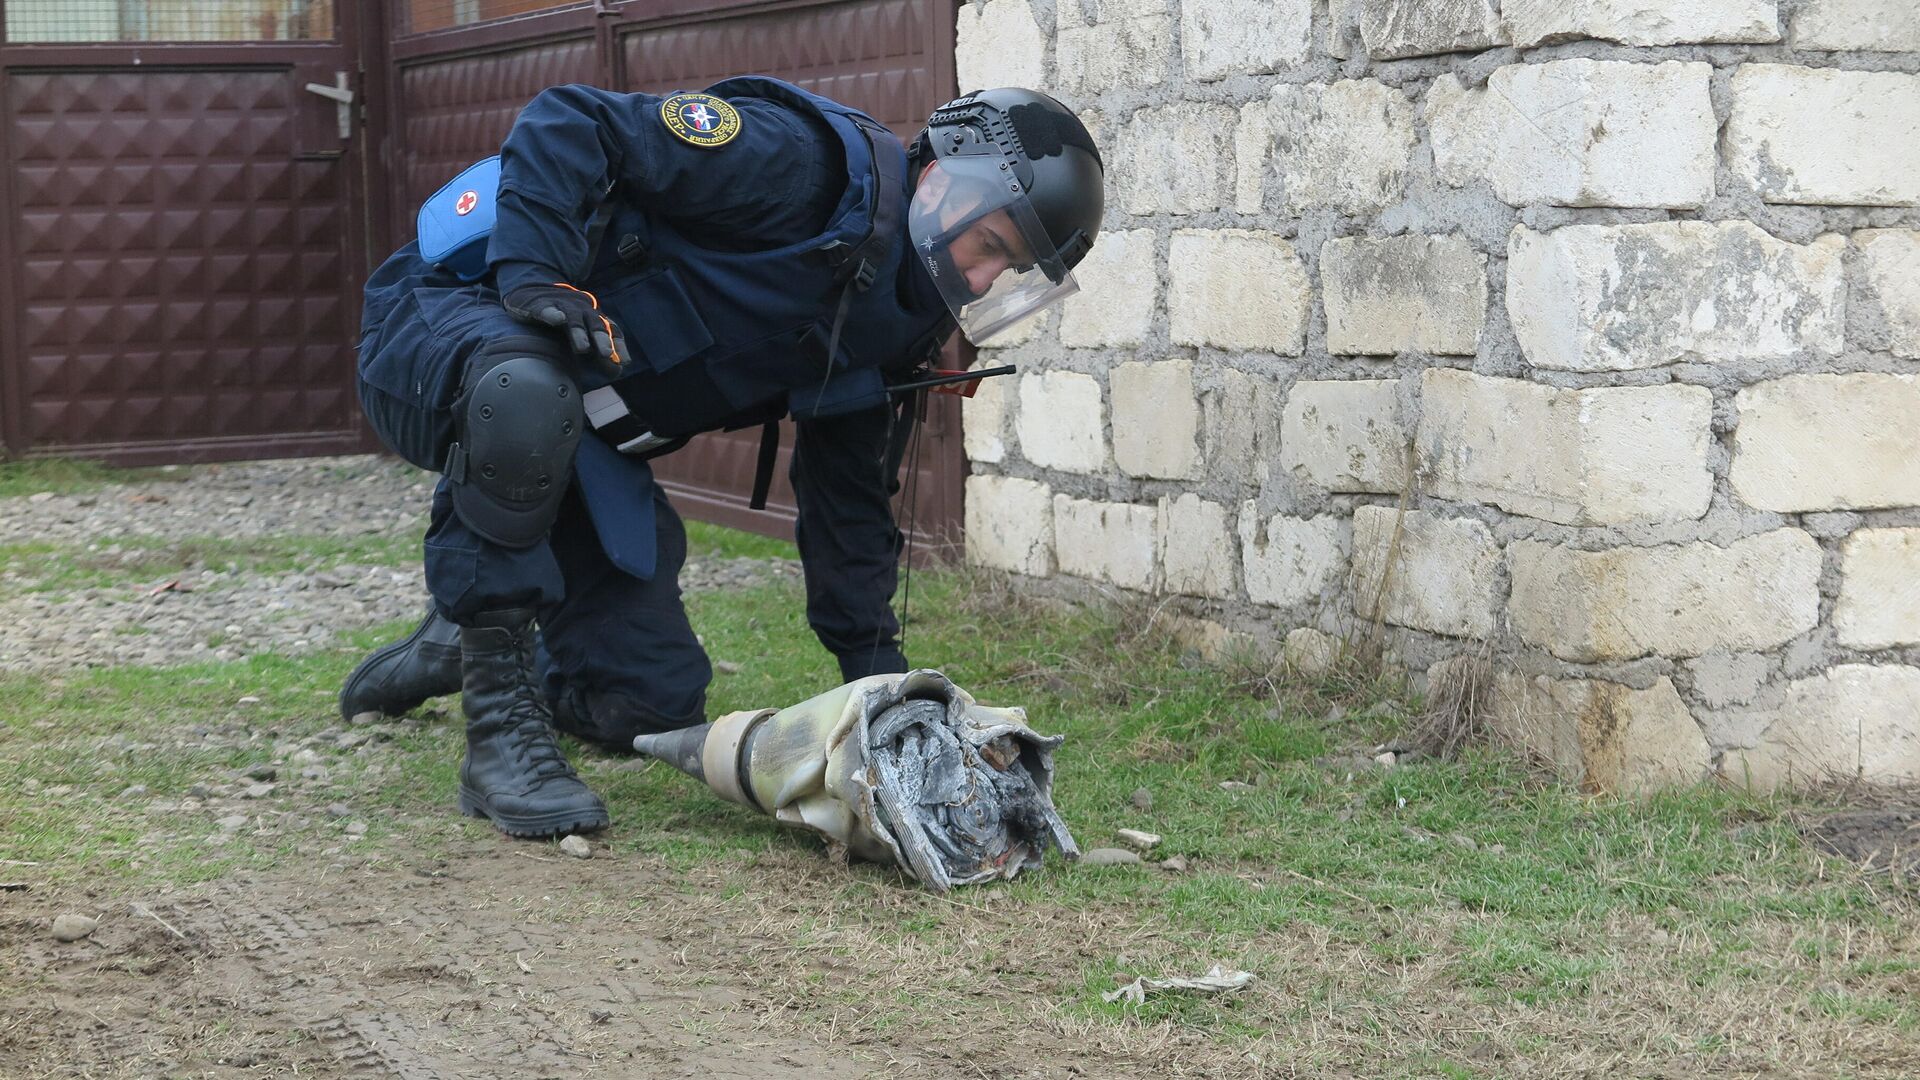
[0,455,797,673]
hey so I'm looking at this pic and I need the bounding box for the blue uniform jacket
[359,78,953,678]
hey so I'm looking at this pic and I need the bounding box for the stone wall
[954,0,1920,793]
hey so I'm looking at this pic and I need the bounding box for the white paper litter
[1102,963,1256,1004]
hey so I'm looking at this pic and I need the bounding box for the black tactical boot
[338,607,463,723]
[457,610,609,837]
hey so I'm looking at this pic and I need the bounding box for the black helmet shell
[918,88,1105,271]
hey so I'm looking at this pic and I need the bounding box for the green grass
[0,519,1913,1076]
[0,533,419,598]
[0,456,186,497]
[684,518,798,562]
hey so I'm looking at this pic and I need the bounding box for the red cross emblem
[455,189,479,216]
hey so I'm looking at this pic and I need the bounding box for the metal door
[0,0,372,464]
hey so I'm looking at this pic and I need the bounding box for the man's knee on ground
[553,686,708,753]
[446,337,583,548]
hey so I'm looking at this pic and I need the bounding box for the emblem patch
[454,189,479,216]
[661,93,742,149]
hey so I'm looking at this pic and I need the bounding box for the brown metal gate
[381,0,966,550]
[0,0,374,465]
[0,0,967,548]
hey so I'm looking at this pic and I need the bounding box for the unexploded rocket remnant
[632,670,1079,891]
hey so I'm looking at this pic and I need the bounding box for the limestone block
[1731,374,1920,512]
[1507,222,1845,372]
[1726,665,1920,792]
[1203,368,1270,483]
[1321,235,1487,356]
[1684,651,1773,710]
[1234,100,1270,214]
[1836,529,1920,649]
[1340,0,1507,59]
[1059,229,1158,348]
[1855,230,1920,359]
[1415,369,1713,526]
[961,369,1009,464]
[956,0,1046,91]
[1280,379,1408,494]
[1239,507,1345,608]
[1504,0,1779,47]
[965,475,1053,576]
[1111,359,1200,480]
[1118,103,1237,215]
[1284,627,1344,674]
[1169,230,1311,354]
[1267,81,1416,215]
[1428,61,1716,209]
[1165,615,1265,663]
[1015,371,1107,474]
[1481,672,1711,794]
[1181,0,1311,82]
[1791,0,1920,51]
[1056,0,1172,94]
[1506,530,1822,662]
[1158,494,1236,599]
[1053,496,1159,590]
[1727,66,1920,206]
[1349,506,1499,639]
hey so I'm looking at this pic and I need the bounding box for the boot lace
[503,649,578,783]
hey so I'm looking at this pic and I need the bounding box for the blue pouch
[417,156,499,282]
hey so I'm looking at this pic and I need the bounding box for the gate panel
[0,3,368,464]
[7,69,352,452]
[391,34,598,238]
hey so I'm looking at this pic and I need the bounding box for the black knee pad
[446,338,584,547]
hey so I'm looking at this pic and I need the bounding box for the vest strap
[749,420,781,510]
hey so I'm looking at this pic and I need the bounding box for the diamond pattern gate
[0,2,372,464]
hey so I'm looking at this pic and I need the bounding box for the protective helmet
[908,88,1105,343]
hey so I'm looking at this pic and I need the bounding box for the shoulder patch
[661,93,743,149]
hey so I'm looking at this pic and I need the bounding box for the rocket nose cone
[631,722,715,783]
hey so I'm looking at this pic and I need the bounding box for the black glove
[502,282,627,377]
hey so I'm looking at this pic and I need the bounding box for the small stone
[1374,751,1398,769]
[27,492,54,504]
[1117,828,1162,851]
[243,764,276,782]
[216,814,248,832]
[1219,780,1254,791]
[1079,847,1145,867]
[343,820,368,836]
[559,835,593,859]
[118,784,148,800]
[1159,855,1190,873]
[1129,787,1153,812]
[714,660,743,675]
[241,783,274,799]
[188,783,213,799]
[237,696,261,706]
[324,803,352,819]
[51,913,97,942]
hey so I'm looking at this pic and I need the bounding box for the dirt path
[4,844,878,1079]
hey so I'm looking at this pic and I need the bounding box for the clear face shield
[907,156,1079,344]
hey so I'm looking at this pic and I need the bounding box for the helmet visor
[907,156,1079,344]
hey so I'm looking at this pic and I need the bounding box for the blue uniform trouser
[355,259,711,730]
